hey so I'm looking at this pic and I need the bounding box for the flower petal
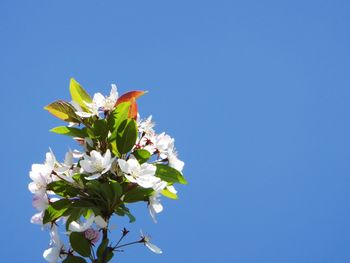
[145,242,163,254]
[85,173,102,180]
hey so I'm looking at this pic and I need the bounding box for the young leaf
[44,100,80,123]
[161,188,178,200]
[155,164,188,184]
[63,255,87,263]
[50,126,88,138]
[69,78,92,111]
[116,119,138,154]
[70,232,92,257]
[133,149,151,164]
[115,91,146,119]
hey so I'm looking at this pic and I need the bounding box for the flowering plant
[29,79,187,263]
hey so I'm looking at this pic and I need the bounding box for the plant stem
[114,240,142,250]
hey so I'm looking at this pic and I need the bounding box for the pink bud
[84,228,100,244]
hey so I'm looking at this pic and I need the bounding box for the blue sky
[2,0,350,262]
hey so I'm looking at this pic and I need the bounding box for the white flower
[155,133,174,159]
[69,213,107,232]
[32,194,49,211]
[80,150,114,180]
[75,84,118,118]
[117,158,158,188]
[148,192,163,223]
[167,149,185,173]
[55,151,73,174]
[28,151,56,195]
[31,211,44,225]
[94,215,108,229]
[54,151,78,183]
[69,215,95,232]
[152,180,167,193]
[138,115,155,135]
[43,226,66,263]
[102,84,119,111]
[141,231,162,254]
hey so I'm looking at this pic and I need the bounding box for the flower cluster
[28,78,187,263]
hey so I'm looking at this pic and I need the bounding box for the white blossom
[148,192,164,223]
[155,133,174,159]
[117,158,158,188]
[43,226,66,263]
[141,231,162,254]
[32,194,49,211]
[80,150,114,180]
[69,213,107,232]
[167,149,185,173]
[75,84,118,118]
[28,151,56,195]
[54,151,79,183]
[138,115,155,135]
[31,211,44,225]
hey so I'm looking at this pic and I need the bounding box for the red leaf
[128,98,138,119]
[115,91,146,119]
[116,91,146,105]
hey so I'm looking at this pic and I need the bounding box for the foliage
[29,78,186,263]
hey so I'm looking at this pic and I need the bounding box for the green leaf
[123,187,154,203]
[71,200,98,209]
[161,188,178,199]
[90,119,109,139]
[156,164,188,184]
[44,100,80,123]
[72,173,87,187]
[63,255,87,263]
[114,205,136,223]
[43,199,71,224]
[85,180,101,195]
[99,182,114,203]
[70,232,92,257]
[47,181,79,198]
[50,126,88,138]
[116,119,138,154]
[107,102,131,135]
[110,180,122,199]
[133,149,151,164]
[69,78,92,111]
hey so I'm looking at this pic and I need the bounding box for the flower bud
[84,228,100,244]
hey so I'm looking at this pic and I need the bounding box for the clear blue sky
[2,0,350,262]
